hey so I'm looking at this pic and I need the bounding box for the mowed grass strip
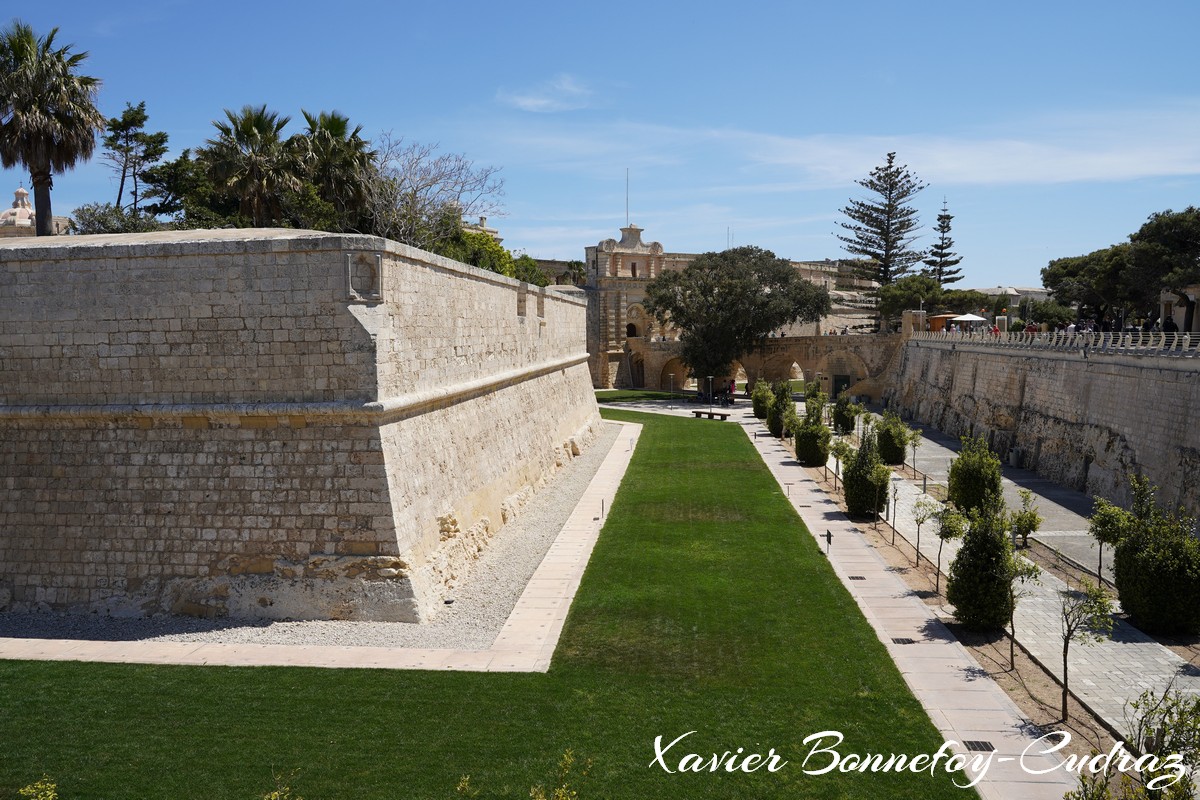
[594,388,688,404]
[0,410,973,799]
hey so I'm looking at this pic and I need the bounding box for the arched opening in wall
[626,303,648,340]
[732,361,748,393]
[629,352,645,388]
[817,352,870,398]
[759,355,802,384]
[659,357,689,393]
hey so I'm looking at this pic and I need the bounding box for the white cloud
[490,101,1200,189]
[721,103,1200,187]
[496,74,593,113]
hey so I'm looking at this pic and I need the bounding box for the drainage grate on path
[964,741,996,752]
[891,637,916,645]
[848,575,866,581]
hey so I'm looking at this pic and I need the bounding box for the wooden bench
[692,410,730,421]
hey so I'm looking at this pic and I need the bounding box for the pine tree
[921,199,964,285]
[837,152,928,286]
[101,102,168,213]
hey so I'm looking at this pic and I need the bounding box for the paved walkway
[730,407,1075,799]
[872,419,1200,739]
[0,421,642,673]
[907,423,1111,583]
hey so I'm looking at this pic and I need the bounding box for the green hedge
[844,425,891,517]
[876,411,912,465]
[947,436,1002,514]
[1112,478,1200,634]
[832,395,862,435]
[947,505,1015,631]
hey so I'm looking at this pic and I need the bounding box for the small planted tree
[782,400,803,441]
[844,423,892,518]
[1009,488,1043,549]
[794,394,831,467]
[909,431,922,478]
[1008,558,1041,671]
[875,410,914,465]
[830,438,853,492]
[1114,510,1200,635]
[832,394,862,436]
[947,435,1003,515]
[805,389,827,421]
[946,496,1014,630]
[1088,497,1131,581]
[1059,579,1114,721]
[766,380,792,438]
[1124,685,1200,796]
[794,418,831,467]
[934,503,967,594]
[1068,684,1200,797]
[912,497,940,567]
[751,379,773,419]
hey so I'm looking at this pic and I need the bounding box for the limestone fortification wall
[889,336,1200,517]
[0,229,599,622]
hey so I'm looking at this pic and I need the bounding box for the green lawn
[0,410,971,799]
[594,388,688,403]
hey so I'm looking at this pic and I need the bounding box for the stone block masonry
[0,229,599,622]
[890,338,1200,518]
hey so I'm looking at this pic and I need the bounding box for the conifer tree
[837,152,927,286]
[921,199,964,285]
[101,101,169,213]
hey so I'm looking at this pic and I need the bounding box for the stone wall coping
[0,228,587,307]
[908,330,1200,367]
[0,351,590,422]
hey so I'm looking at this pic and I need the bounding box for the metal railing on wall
[908,330,1200,359]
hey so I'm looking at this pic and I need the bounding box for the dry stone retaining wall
[0,229,599,622]
[890,338,1200,517]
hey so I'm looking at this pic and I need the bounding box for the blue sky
[6,1,1200,288]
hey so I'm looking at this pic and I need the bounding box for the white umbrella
[951,313,988,322]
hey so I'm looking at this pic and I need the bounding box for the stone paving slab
[0,421,642,673]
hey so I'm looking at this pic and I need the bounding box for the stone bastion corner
[0,229,600,622]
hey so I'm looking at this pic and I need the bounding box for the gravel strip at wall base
[0,421,622,651]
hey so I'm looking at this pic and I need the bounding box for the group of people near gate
[696,379,738,406]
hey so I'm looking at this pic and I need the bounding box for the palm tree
[0,20,105,236]
[296,109,375,230]
[203,104,299,227]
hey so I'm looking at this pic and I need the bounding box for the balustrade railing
[908,330,1200,358]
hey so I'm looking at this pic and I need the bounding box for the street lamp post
[708,376,714,411]
[668,373,674,407]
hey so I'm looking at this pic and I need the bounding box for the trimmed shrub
[782,400,803,440]
[875,410,912,465]
[751,379,772,419]
[805,390,827,421]
[1112,478,1200,634]
[844,424,891,517]
[947,436,1002,515]
[766,381,791,438]
[832,395,862,435]
[795,418,831,467]
[946,502,1015,631]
